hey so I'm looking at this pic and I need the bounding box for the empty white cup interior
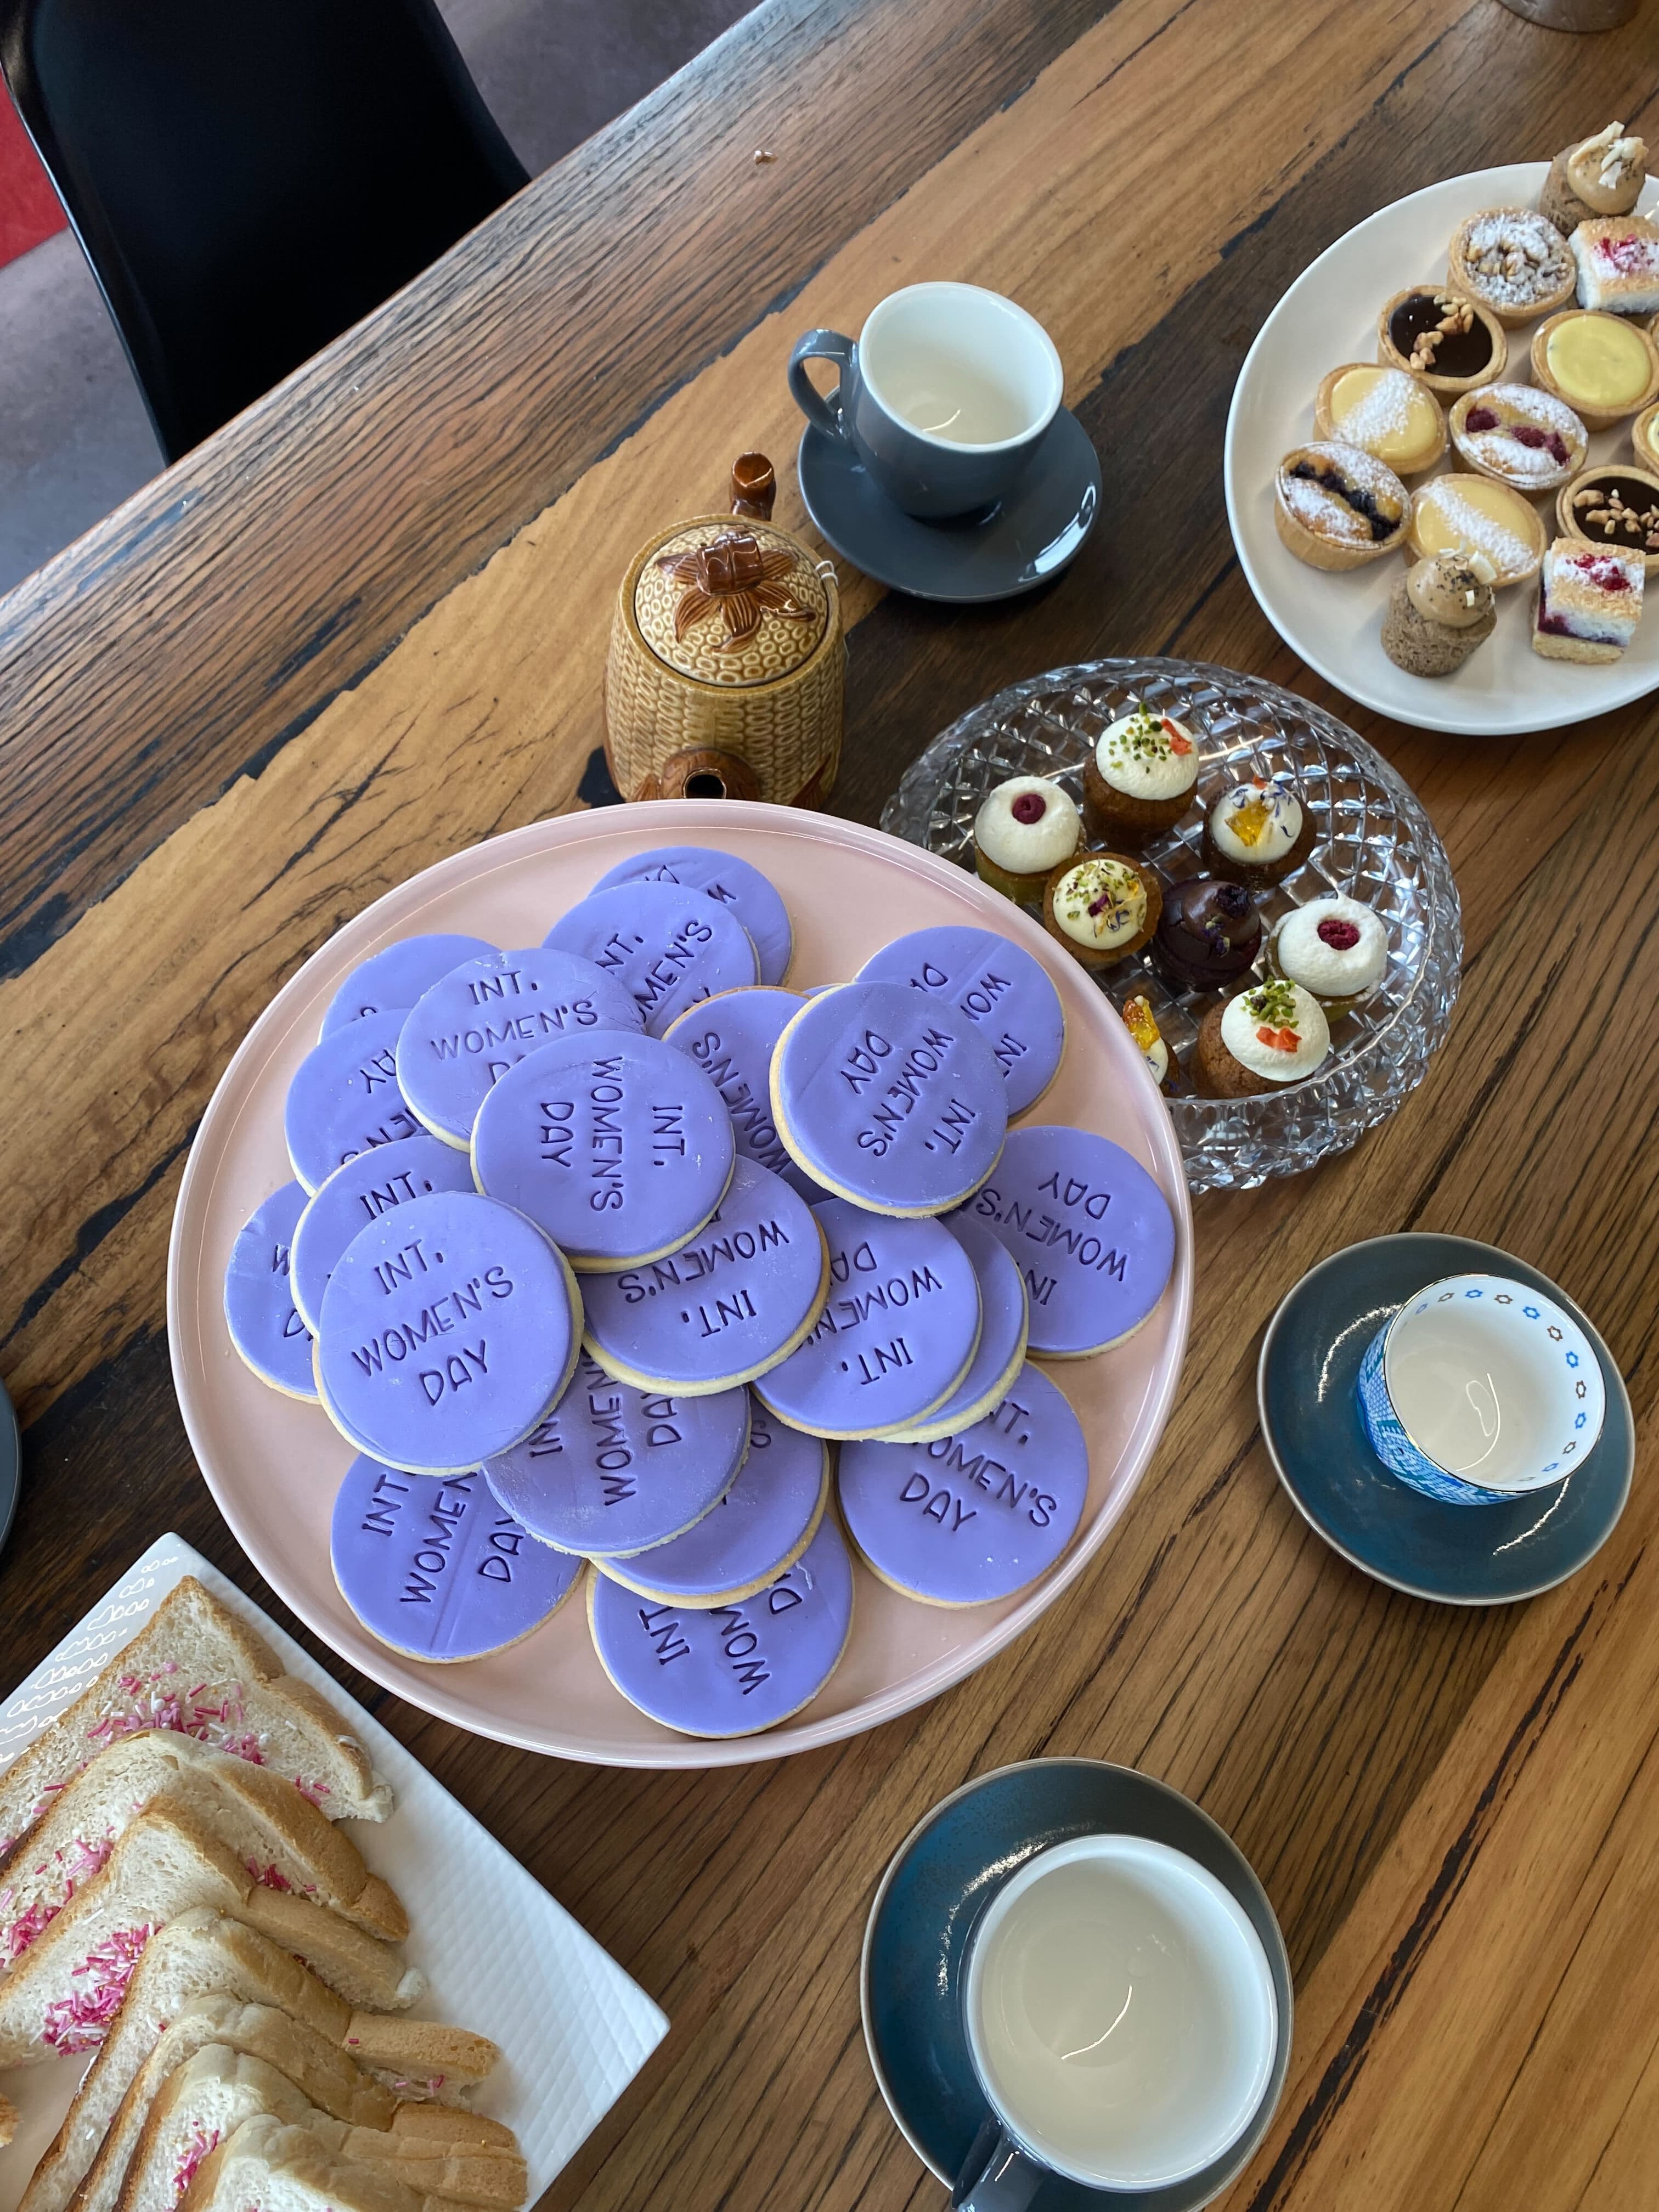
[859,282,1063,451]
[963,1833,1277,2192]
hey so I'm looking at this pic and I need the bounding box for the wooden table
[2,1,1657,2203]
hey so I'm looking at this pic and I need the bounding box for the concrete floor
[0,0,754,597]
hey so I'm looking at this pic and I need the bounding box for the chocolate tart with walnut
[1377,287,1506,398]
[1041,851,1161,973]
[1557,467,1659,578]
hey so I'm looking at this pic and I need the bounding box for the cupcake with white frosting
[1195,978,1330,1098]
[1042,851,1161,971]
[1266,895,1388,1011]
[973,775,1081,905]
[1201,776,1314,889]
[1082,704,1200,847]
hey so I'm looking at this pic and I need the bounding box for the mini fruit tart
[1082,703,1199,847]
[1557,466,1659,576]
[1530,309,1659,432]
[1448,208,1576,328]
[1634,400,1659,476]
[1313,364,1446,476]
[973,775,1081,905]
[1194,979,1330,1100]
[1448,385,1587,495]
[1381,549,1498,678]
[1042,851,1161,970]
[1541,123,1648,236]
[1120,992,1175,1093]
[1150,877,1261,995]
[1570,216,1659,317]
[1274,442,1412,571]
[1201,777,1314,890]
[1532,538,1645,665]
[1377,286,1506,398]
[1405,472,1545,586]
[1264,895,1389,1012]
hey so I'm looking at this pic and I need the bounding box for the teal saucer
[1259,1233,1632,1605]
[861,1759,1292,2211]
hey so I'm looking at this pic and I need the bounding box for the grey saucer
[0,1382,17,1559]
[1259,1233,1632,1606]
[797,408,1100,602]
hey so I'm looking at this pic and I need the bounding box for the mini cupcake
[1381,550,1498,678]
[1201,778,1314,890]
[1541,123,1648,235]
[1265,896,1389,1012]
[1194,979,1330,1099]
[1082,704,1199,847]
[973,776,1081,905]
[1149,877,1261,994]
[1121,993,1173,1093]
[1042,851,1161,970]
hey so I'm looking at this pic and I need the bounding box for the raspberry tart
[1448,385,1587,494]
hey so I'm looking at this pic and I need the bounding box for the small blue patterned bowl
[1355,1271,1607,1506]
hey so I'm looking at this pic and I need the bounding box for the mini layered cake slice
[1532,539,1646,665]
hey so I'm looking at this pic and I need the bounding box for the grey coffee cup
[788,281,1063,521]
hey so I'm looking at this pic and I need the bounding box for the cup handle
[950,2119,1046,2212]
[788,329,856,440]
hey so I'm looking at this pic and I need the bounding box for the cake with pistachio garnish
[1041,851,1161,970]
[1381,549,1498,678]
[1082,703,1199,845]
[1194,977,1331,1099]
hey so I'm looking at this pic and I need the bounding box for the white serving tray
[0,1537,667,2212]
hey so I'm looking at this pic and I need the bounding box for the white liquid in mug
[1387,1312,1554,1486]
[969,1854,1268,2187]
[883,345,1034,444]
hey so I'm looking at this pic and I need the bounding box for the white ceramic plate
[167,800,1193,1769]
[1225,163,1659,736]
[0,1537,667,2212]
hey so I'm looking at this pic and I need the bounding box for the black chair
[0,0,528,460]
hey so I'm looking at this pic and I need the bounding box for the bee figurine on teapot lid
[604,454,844,805]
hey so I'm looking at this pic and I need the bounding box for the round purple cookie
[856,926,1065,1118]
[331,1460,582,1661]
[580,1156,828,1395]
[290,1133,477,1333]
[587,1515,854,1736]
[592,1399,829,1606]
[284,1009,422,1194]
[838,1362,1088,1606]
[314,1189,580,1474]
[663,988,828,1203]
[771,983,1008,1215]
[482,1350,749,1555]
[953,1124,1176,1357]
[543,880,758,1037]
[882,1215,1029,1444]
[223,1181,316,1400]
[588,845,793,986]
[319,934,498,1039]
[753,1199,981,1440]
[396,947,644,1149]
[471,1029,735,1271]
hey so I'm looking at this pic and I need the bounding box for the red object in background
[1,78,66,268]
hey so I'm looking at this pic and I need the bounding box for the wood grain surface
[1,1,1656,2207]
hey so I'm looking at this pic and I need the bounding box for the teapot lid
[633,518,829,688]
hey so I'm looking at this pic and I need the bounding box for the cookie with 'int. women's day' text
[223,1180,317,1400]
[544,879,758,1036]
[855,925,1065,1118]
[587,845,793,986]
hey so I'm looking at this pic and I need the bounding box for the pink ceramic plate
[168,801,1193,1767]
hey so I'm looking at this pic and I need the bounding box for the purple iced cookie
[331,1460,581,1661]
[471,1029,735,1271]
[223,1181,316,1400]
[856,926,1065,1119]
[753,1199,981,1440]
[290,1133,476,1333]
[588,845,793,986]
[838,1362,1088,1606]
[319,934,498,1039]
[954,1124,1176,1357]
[882,1215,1029,1444]
[592,1398,828,1606]
[482,1350,749,1555]
[663,988,828,1203]
[587,1515,854,1736]
[544,880,758,1037]
[580,1156,828,1394]
[314,1189,579,1474]
[396,947,644,1149]
[284,1008,422,1194]
[772,983,1007,1215]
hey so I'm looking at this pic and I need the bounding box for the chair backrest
[0,0,527,459]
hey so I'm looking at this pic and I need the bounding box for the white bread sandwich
[112,2047,527,2212]
[0,1732,407,1970]
[0,1807,422,2067]
[22,1912,497,2212]
[177,2116,464,2212]
[0,1579,390,1858]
